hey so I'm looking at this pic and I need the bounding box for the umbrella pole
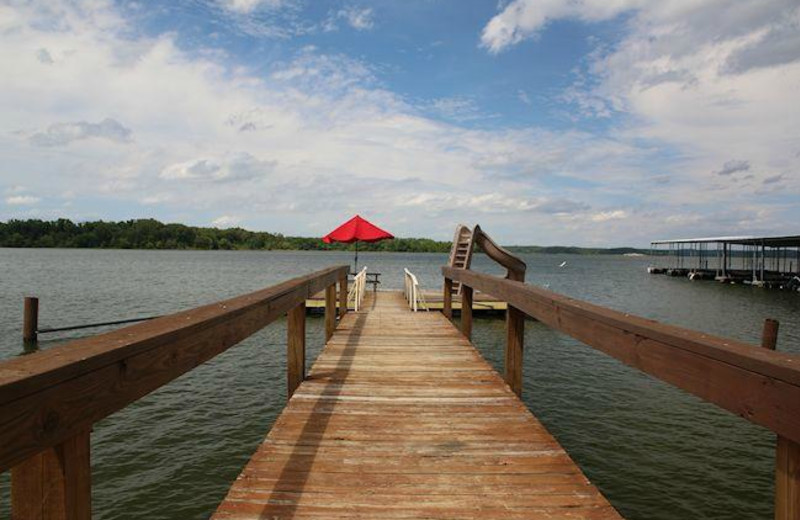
[354,242,358,274]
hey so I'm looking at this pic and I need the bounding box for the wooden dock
[3,224,799,520]
[212,291,619,519]
[306,289,507,313]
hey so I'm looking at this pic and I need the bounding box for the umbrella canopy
[323,215,393,273]
[323,215,393,244]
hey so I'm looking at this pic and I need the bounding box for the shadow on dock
[260,297,370,517]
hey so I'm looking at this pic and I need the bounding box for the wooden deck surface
[212,291,621,519]
[307,289,507,312]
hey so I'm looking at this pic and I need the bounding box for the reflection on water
[0,248,797,519]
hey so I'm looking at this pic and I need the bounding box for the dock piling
[23,296,38,347]
[762,319,780,351]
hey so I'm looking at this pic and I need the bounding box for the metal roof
[651,235,800,247]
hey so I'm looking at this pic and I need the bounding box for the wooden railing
[442,228,800,520]
[443,224,527,394]
[0,265,349,520]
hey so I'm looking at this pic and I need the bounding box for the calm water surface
[1,248,798,519]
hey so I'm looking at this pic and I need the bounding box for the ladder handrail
[403,268,428,312]
[348,267,368,311]
[446,224,476,296]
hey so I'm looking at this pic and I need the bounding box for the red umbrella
[323,215,394,272]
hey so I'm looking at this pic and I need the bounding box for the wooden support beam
[505,305,524,397]
[443,278,453,320]
[287,303,305,399]
[762,319,799,520]
[776,435,800,520]
[23,296,39,347]
[12,429,91,520]
[461,285,473,340]
[324,285,336,342]
[338,274,347,319]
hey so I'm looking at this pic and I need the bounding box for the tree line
[0,218,452,252]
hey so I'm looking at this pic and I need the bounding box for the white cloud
[480,0,800,240]
[338,6,374,31]
[481,0,640,54]
[323,6,375,32]
[589,209,627,222]
[217,0,288,15]
[2,0,795,245]
[429,96,486,123]
[29,118,132,147]
[6,195,40,206]
[160,153,275,183]
[211,215,241,228]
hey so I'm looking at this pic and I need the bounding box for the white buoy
[558,261,567,268]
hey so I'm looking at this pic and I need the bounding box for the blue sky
[1,0,798,245]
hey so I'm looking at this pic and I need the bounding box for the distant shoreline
[0,218,649,255]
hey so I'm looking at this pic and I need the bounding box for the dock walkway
[213,291,620,519]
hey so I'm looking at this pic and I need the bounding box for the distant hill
[506,245,650,255]
[0,218,647,254]
[0,218,450,252]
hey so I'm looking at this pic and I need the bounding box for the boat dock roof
[651,234,800,247]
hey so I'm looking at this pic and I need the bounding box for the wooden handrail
[444,264,800,518]
[0,265,349,473]
[443,266,800,443]
[472,225,526,281]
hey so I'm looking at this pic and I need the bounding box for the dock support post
[461,285,473,340]
[12,429,92,520]
[776,436,800,520]
[762,319,779,351]
[338,273,347,319]
[23,296,39,347]
[722,242,728,276]
[760,319,800,520]
[505,305,524,397]
[443,278,453,320]
[287,303,305,398]
[325,284,336,342]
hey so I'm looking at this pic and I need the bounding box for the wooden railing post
[23,296,39,347]
[325,284,336,342]
[461,285,473,340]
[776,436,800,520]
[338,273,347,319]
[505,305,524,397]
[443,278,453,320]
[762,319,799,520]
[12,429,91,520]
[287,303,305,398]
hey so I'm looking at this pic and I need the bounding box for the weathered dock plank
[306,289,508,313]
[212,291,621,519]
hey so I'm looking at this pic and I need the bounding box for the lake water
[1,248,798,519]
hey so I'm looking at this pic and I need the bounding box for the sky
[0,0,798,246]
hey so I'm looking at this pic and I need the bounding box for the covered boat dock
[649,234,800,288]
